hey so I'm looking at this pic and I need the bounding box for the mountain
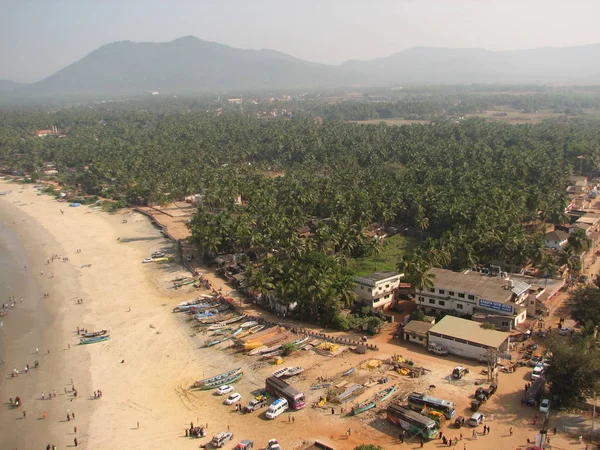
[0,80,28,91]
[342,45,600,84]
[25,36,362,95]
[19,38,600,97]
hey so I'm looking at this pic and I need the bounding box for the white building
[416,268,529,327]
[428,316,510,362]
[544,230,569,250]
[354,272,402,310]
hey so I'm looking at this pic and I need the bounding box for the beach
[0,182,217,449]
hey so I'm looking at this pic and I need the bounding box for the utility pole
[592,391,597,441]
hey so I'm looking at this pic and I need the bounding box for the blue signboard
[478,298,513,314]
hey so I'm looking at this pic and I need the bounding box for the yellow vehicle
[153,257,169,263]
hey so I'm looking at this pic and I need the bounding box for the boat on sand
[191,368,243,390]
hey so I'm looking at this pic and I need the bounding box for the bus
[387,404,439,440]
[407,392,455,419]
[265,376,306,410]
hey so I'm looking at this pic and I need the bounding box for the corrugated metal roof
[511,279,531,297]
[429,316,510,348]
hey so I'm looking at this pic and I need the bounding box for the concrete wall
[428,334,508,362]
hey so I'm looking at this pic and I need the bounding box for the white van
[531,363,544,380]
[265,398,288,420]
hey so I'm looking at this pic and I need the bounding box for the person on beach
[43,411,47,419]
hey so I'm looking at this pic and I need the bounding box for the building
[544,229,568,250]
[35,126,57,137]
[354,272,403,310]
[402,320,434,347]
[428,316,510,362]
[416,268,529,328]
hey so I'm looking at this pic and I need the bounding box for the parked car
[224,393,242,405]
[559,327,571,336]
[211,432,234,448]
[470,400,481,412]
[142,257,153,263]
[468,412,485,427]
[152,251,165,258]
[539,398,551,414]
[475,387,489,400]
[452,366,469,379]
[216,385,234,396]
[488,383,498,395]
[454,416,465,428]
[235,440,254,450]
[531,364,544,381]
[267,439,281,450]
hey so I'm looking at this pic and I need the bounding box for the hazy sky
[2,0,600,83]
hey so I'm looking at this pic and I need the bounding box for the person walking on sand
[509,427,513,436]
[74,426,77,433]
[137,421,140,429]
[42,411,47,419]
[22,410,26,418]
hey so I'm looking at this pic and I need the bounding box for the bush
[281,343,298,356]
[332,313,350,331]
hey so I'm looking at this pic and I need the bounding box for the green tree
[569,286,600,327]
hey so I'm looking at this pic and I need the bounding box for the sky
[1,0,600,83]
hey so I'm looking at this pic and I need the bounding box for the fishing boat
[259,335,308,355]
[210,327,232,336]
[80,334,110,345]
[202,371,243,390]
[208,315,246,330]
[351,385,397,415]
[239,321,258,329]
[248,345,269,356]
[195,313,234,326]
[283,367,304,377]
[310,383,331,390]
[80,329,108,338]
[341,367,355,377]
[194,311,215,319]
[272,367,290,378]
[191,368,243,390]
[204,338,222,347]
[236,325,264,339]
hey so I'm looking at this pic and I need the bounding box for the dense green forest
[1,100,599,325]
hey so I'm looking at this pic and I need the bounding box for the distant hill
[17,38,600,97]
[0,80,27,91]
[25,36,361,95]
[342,45,600,84]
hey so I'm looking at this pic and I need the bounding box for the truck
[524,376,545,406]
[265,376,305,410]
[244,395,268,413]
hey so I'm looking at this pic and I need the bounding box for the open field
[349,234,419,276]
[352,107,600,126]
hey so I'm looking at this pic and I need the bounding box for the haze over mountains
[8,36,600,97]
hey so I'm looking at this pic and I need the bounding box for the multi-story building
[354,272,403,310]
[415,268,529,329]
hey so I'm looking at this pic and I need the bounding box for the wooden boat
[236,325,264,339]
[204,339,222,347]
[283,367,304,377]
[81,329,108,338]
[310,383,331,390]
[272,367,290,378]
[259,334,307,355]
[195,313,234,326]
[240,321,258,329]
[191,368,243,389]
[248,345,269,356]
[341,367,355,377]
[352,385,397,415]
[261,350,282,359]
[80,334,109,345]
[201,371,243,390]
[211,327,232,336]
[236,326,279,343]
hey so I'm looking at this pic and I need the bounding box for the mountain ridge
[17,37,600,96]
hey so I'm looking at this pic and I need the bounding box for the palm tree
[567,229,592,255]
[538,254,559,287]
